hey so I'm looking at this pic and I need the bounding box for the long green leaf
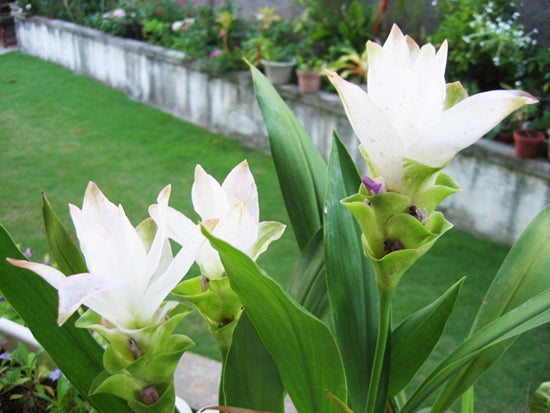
[42,192,87,275]
[286,229,328,318]
[222,312,285,413]
[389,277,464,396]
[401,287,550,413]
[432,205,550,411]
[202,226,347,413]
[0,224,131,412]
[249,63,327,250]
[325,132,378,413]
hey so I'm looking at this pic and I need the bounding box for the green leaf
[0,224,132,412]
[42,192,87,275]
[401,287,550,413]
[222,312,285,413]
[432,205,550,411]
[286,229,328,318]
[325,132,378,413]
[201,226,347,413]
[389,277,465,396]
[249,63,327,250]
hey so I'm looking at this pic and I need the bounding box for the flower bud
[141,385,159,405]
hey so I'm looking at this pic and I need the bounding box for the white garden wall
[14,15,550,245]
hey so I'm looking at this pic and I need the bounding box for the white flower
[172,21,184,32]
[326,24,537,194]
[152,161,285,280]
[112,8,126,18]
[8,182,201,331]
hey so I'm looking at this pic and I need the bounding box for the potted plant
[528,109,550,159]
[244,7,298,85]
[512,105,544,159]
[260,39,297,85]
[295,39,325,94]
[296,54,325,94]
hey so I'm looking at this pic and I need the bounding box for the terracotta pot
[296,69,321,94]
[261,59,296,85]
[513,129,544,159]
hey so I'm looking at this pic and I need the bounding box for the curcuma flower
[153,161,285,280]
[326,24,537,196]
[8,182,201,331]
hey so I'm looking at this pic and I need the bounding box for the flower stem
[366,289,393,413]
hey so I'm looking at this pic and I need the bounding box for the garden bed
[13,14,550,245]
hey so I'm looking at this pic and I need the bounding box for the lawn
[1,51,549,412]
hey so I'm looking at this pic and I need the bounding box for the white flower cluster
[461,3,538,68]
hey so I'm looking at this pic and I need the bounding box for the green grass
[1,51,549,412]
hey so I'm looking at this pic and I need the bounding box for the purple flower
[362,176,386,195]
[0,353,12,361]
[49,368,61,381]
[24,247,32,258]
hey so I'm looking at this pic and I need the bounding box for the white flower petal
[7,259,66,289]
[197,202,257,279]
[56,273,136,326]
[326,70,402,181]
[410,90,538,166]
[251,221,286,261]
[215,201,258,254]
[192,165,230,220]
[70,183,148,284]
[221,160,259,221]
[143,225,204,316]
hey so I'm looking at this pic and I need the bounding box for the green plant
[327,45,368,83]
[243,7,299,65]
[296,0,375,57]
[0,342,92,412]
[137,0,191,23]
[173,2,250,72]
[526,46,550,97]
[2,51,549,412]
[16,0,113,23]
[142,18,172,46]
[85,4,143,40]
[429,0,538,92]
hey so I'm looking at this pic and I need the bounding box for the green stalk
[366,289,393,413]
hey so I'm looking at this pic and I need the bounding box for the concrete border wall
[14,15,550,245]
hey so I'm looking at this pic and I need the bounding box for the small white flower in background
[326,24,537,195]
[152,161,285,280]
[112,8,126,18]
[25,3,31,10]
[172,21,184,32]
[8,182,202,331]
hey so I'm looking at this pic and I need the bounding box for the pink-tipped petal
[7,258,66,289]
[56,273,136,327]
[221,160,259,221]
